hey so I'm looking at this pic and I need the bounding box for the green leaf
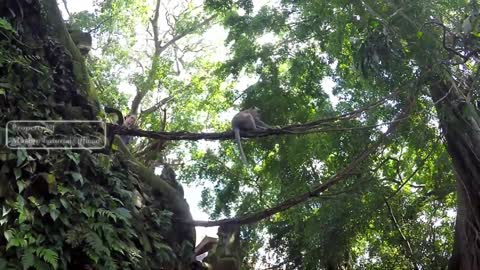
[416,31,424,39]
[114,207,132,220]
[13,168,21,180]
[84,231,106,259]
[81,207,95,218]
[97,208,116,222]
[0,82,10,90]
[21,249,35,270]
[36,247,59,269]
[370,20,380,28]
[66,171,83,185]
[0,217,8,226]
[4,229,13,241]
[6,231,27,249]
[49,207,60,221]
[59,198,69,209]
[3,205,11,217]
[38,205,49,216]
[65,152,80,165]
[0,17,16,33]
[472,32,480,38]
[16,149,27,167]
[45,173,56,184]
[0,153,16,161]
[17,180,26,193]
[0,258,7,269]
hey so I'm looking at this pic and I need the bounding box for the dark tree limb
[113,88,408,141]
[140,96,174,115]
[108,117,405,142]
[189,101,413,227]
[384,197,420,270]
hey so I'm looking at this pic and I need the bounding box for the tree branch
[130,5,216,114]
[189,102,413,227]
[151,0,161,53]
[140,96,174,115]
[157,14,216,55]
[384,198,420,270]
[61,0,71,17]
[109,114,410,141]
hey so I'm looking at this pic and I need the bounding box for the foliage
[0,8,179,269]
[2,0,476,268]
[184,0,467,269]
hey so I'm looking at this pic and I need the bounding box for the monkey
[101,106,124,152]
[96,106,133,153]
[202,224,241,270]
[462,12,480,37]
[119,114,137,145]
[215,223,241,270]
[160,164,184,197]
[463,0,480,37]
[231,107,274,165]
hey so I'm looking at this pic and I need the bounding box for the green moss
[40,0,99,115]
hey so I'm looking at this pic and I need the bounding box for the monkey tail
[104,106,124,125]
[234,128,248,165]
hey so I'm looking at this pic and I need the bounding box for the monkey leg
[254,119,274,129]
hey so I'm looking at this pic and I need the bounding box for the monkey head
[123,114,137,128]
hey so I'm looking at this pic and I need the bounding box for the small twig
[386,140,437,200]
[384,197,420,270]
[61,0,71,17]
[140,96,174,115]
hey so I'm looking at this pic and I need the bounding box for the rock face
[0,1,195,269]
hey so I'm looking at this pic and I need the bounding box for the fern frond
[0,18,16,34]
[21,248,35,270]
[65,229,81,247]
[84,231,109,257]
[35,247,58,269]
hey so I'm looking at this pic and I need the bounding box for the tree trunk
[429,79,480,269]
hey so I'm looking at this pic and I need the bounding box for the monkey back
[231,111,256,130]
